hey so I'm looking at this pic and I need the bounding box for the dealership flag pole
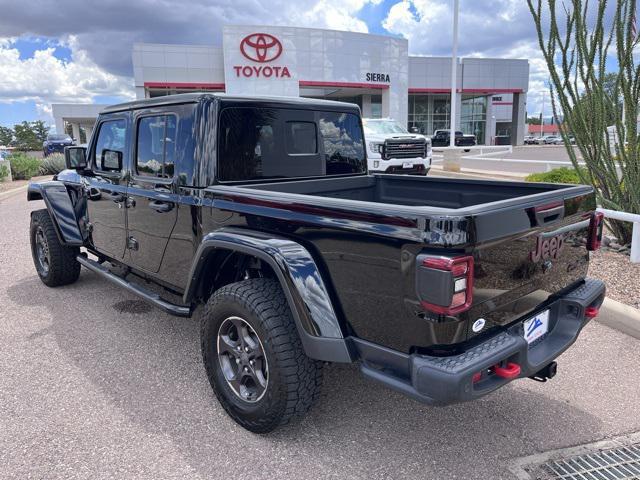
[449,0,459,147]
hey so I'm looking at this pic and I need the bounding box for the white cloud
[0,36,131,123]
[0,36,134,106]
[0,0,378,124]
[382,0,551,115]
[288,0,372,33]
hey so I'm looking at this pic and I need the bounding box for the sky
[0,0,621,129]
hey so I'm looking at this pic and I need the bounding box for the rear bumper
[351,278,605,405]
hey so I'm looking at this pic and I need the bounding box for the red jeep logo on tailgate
[530,234,565,262]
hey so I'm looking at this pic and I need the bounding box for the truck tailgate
[462,196,596,340]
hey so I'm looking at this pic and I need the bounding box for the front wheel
[200,278,323,433]
[30,209,80,287]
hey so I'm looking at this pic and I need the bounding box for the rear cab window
[217,107,366,182]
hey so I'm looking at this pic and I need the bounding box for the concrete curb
[0,184,28,201]
[429,165,526,181]
[596,297,640,340]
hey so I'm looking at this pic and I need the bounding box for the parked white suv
[363,118,431,175]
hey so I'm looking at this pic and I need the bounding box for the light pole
[449,0,459,148]
[540,89,545,138]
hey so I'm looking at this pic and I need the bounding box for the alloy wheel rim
[217,316,269,403]
[35,227,50,276]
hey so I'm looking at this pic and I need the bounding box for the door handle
[149,200,173,213]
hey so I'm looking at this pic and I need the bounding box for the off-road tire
[201,278,323,433]
[30,209,81,287]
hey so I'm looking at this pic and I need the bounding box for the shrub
[40,153,66,175]
[0,163,9,182]
[9,152,42,180]
[525,167,588,184]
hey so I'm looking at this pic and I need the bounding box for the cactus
[528,0,639,244]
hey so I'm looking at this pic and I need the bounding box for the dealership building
[53,25,529,145]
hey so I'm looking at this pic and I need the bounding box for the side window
[136,115,177,178]
[218,108,278,181]
[317,112,365,175]
[94,119,127,172]
[285,121,317,155]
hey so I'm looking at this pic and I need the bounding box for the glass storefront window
[370,95,382,118]
[461,95,487,144]
[408,94,450,136]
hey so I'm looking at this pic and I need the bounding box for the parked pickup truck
[363,118,431,175]
[28,93,605,433]
[431,129,476,149]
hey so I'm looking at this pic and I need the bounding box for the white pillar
[55,117,65,135]
[381,89,391,118]
[71,123,81,143]
[449,0,459,147]
[632,221,640,263]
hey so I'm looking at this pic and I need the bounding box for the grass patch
[525,166,588,184]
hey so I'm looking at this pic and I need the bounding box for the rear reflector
[587,211,605,251]
[585,306,599,318]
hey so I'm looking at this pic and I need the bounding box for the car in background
[0,149,10,161]
[537,135,562,145]
[43,134,75,157]
[363,118,431,175]
[524,135,537,145]
[431,129,476,150]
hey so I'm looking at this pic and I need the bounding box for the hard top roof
[101,92,361,114]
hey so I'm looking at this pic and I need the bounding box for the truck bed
[208,173,595,353]
[240,174,583,211]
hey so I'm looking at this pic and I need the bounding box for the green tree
[13,121,49,151]
[527,116,542,125]
[528,0,640,244]
[0,126,13,146]
[32,120,49,144]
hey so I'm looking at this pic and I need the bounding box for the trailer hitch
[529,361,558,383]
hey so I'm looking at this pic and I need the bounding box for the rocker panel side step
[76,255,192,317]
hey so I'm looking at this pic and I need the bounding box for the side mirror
[101,149,122,171]
[65,146,87,170]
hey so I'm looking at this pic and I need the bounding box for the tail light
[587,211,605,251]
[418,255,474,315]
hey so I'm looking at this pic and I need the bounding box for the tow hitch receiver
[529,361,558,383]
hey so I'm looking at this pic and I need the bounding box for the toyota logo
[240,33,283,63]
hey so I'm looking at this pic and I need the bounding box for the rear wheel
[200,278,323,433]
[30,209,80,287]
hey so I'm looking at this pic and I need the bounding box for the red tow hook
[492,362,521,380]
[585,306,599,319]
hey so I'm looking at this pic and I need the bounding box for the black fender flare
[27,181,84,246]
[184,228,353,363]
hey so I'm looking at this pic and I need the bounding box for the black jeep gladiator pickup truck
[28,93,605,433]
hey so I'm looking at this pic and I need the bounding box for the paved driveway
[432,145,584,176]
[1,191,640,479]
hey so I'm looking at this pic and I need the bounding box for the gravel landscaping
[589,250,640,310]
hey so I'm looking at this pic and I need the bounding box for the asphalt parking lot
[432,145,584,176]
[2,191,640,479]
